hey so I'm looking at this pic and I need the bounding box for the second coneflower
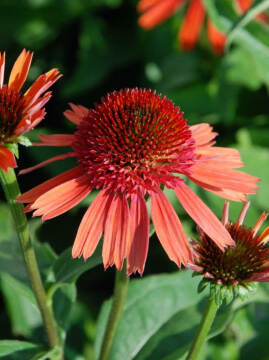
[18,88,258,275]
[189,201,269,304]
[0,49,61,172]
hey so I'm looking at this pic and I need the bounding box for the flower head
[137,0,268,54]
[0,49,61,172]
[190,201,269,304]
[18,88,258,275]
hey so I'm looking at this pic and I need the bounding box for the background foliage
[0,0,269,359]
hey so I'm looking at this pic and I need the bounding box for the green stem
[0,169,60,350]
[186,296,218,360]
[99,265,129,360]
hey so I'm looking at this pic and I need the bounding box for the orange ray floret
[18,88,259,275]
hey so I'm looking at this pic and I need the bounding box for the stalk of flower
[0,49,62,352]
[17,88,258,275]
[137,0,268,54]
[186,201,269,360]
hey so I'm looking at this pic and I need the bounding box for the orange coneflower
[189,201,269,303]
[18,88,258,275]
[137,0,268,54]
[0,49,61,172]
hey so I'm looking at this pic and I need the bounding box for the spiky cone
[0,49,61,172]
[189,201,269,305]
[137,0,268,54]
[17,88,258,275]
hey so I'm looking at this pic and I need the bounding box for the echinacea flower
[18,88,258,275]
[0,49,61,172]
[137,0,268,54]
[189,201,269,304]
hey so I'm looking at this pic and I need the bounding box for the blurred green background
[0,0,269,359]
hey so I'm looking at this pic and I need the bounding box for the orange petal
[175,182,234,250]
[151,190,192,267]
[190,163,259,194]
[126,194,149,275]
[103,193,129,271]
[178,0,205,50]
[31,175,92,220]
[138,0,184,29]
[72,190,113,259]
[190,176,247,201]
[0,52,5,88]
[8,49,33,92]
[190,123,217,147]
[207,19,226,54]
[195,146,243,168]
[17,166,84,203]
[19,152,76,175]
[24,68,61,109]
[0,146,16,172]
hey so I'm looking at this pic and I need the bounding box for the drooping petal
[178,0,205,50]
[34,134,75,147]
[0,146,16,172]
[72,190,114,259]
[189,176,247,201]
[103,193,130,271]
[151,190,192,266]
[138,0,184,29]
[175,182,234,250]
[30,175,92,220]
[0,52,5,88]
[8,49,33,92]
[17,166,84,204]
[189,163,259,194]
[126,194,149,275]
[207,19,226,54]
[19,152,76,175]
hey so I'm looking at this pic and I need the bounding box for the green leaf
[95,271,236,360]
[0,340,38,357]
[0,273,42,338]
[226,0,269,48]
[51,243,102,284]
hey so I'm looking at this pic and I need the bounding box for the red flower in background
[137,0,268,54]
[18,88,258,275]
[0,49,61,172]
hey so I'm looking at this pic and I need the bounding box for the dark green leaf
[0,340,39,357]
[95,271,236,360]
[51,243,102,284]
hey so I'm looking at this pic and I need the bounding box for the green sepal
[198,278,209,293]
[5,143,19,158]
[17,136,32,147]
